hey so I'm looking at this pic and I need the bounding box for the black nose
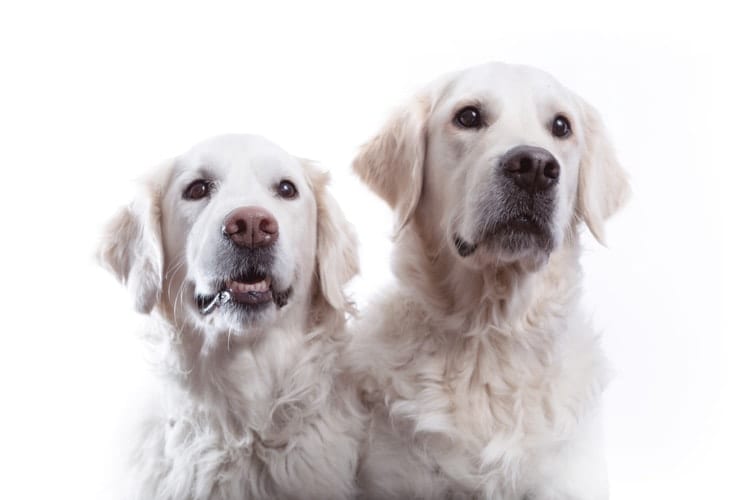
[500,146,560,193]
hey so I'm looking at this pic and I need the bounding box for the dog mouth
[225,275,273,305]
[454,214,551,258]
[195,271,292,315]
[503,214,545,234]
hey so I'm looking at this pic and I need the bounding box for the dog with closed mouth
[348,63,630,499]
[99,134,364,500]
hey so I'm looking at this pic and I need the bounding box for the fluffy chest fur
[126,321,364,500]
[352,257,609,499]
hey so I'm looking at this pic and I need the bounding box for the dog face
[354,63,629,270]
[100,135,357,339]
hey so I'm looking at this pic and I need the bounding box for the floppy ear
[576,97,631,244]
[98,169,167,314]
[303,162,359,313]
[352,94,430,231]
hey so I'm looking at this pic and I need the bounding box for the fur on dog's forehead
[450,63,566,93]
[174,134,303,184]
[434,63,581,129]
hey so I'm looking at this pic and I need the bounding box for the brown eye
[454,106,482,128]
[551,115,572,138]
[183,180,211,200]
[277,180,298,199]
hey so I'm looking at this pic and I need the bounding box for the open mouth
[225,274,273,306]
[195,271,291,315]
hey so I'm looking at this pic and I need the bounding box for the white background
[1,1,747,499]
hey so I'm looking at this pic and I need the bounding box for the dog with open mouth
[99,134,364,500]
[348,63,630,499]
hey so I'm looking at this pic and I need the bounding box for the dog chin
[454,228,556,272]
[218,304,278,332]
[186,301,278,336]
[472,244,551,272]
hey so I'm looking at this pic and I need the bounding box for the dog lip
[196,290,232,315]
[484,213,546,236]
[516,214,532,223]
[453,234,478,257]
[194,278,293,314]
[228,288,274,306]
[465,212,553,255]
[506,216,543,234]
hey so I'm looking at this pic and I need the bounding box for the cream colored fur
[349,63,629,499]
[99,135,365,500]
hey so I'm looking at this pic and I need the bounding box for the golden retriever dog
[349,63,630,499]
[99,135,364,500]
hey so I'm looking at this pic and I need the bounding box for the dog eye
[454,106,482,129]
[277,180,298,199]
[551,115,572,138]
[183,180,212,200]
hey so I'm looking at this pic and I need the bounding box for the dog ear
[352,94,431,232]
[98,163,170,314]
[303,161,359,313]
[575,97,631,244]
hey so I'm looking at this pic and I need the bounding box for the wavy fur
[349,63,628,500]
[100,135,365,500]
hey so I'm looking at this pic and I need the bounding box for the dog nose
[222,206,279,248]
[501,146,560,193]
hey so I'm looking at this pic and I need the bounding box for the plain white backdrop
[1,1,747,499]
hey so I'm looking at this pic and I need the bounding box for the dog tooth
[228,278,270,294]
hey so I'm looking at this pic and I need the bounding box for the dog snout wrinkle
[222,206,279,249]
[501,146,560,193]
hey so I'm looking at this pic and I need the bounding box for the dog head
[99,135,358,339]
[354,62,629,271]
